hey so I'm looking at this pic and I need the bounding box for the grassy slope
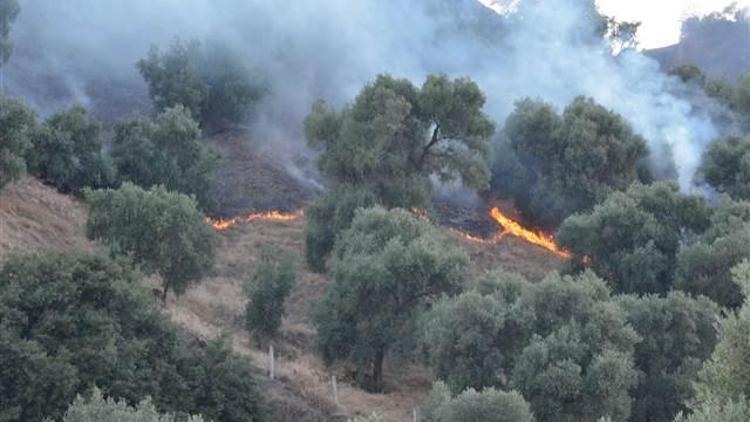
[0,177,564,421]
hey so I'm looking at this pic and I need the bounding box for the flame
[206,209,303,231]
[489,207,572,259]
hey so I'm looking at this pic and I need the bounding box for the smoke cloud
[5,0,727,191]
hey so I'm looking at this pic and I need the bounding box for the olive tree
[675,197,750,308]
[699,135,750,200]
[618,293,720,422]
[111,105,219,210]
[313,207,469,392]
[304,73,494,269]
[137,38,264,129]
[86,183,217,302]
[678,262,750,421]
[245,249,296,341]
[491,97,650,228]
[0,95,35,188]
[557,182,712,295]
[59,388,206,422]
[27,105,114,194]
[0,251,266,422]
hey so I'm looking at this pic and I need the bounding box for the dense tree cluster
[423,382,534,422]
[557,182,712,296]
[58,388,206,422]
[137,38,265,129]
[699,135,750,200]
[304,73,494,270]
[491,97,650,228]
[86,183,217,302]
[0,251,266,422]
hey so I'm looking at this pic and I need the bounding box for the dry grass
[0,177,92,262]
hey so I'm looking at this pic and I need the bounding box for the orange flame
[489,207,572,258]
[206,209,303,231]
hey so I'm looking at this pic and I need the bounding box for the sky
[481,0,749,48]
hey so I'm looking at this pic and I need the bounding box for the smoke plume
[5,0,731,191]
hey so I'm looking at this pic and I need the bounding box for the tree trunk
[372,347,385,393]
[161,280,170,304]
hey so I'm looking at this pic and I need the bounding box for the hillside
[645,9,750,80]
[0,176,565,421]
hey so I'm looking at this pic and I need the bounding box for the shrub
[59,387,206,422]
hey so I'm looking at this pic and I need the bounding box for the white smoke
[5,0,724,190]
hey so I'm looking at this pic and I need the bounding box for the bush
[0,95,36,188]
[491,97,649,228]
[26,105,114,194]
[245,249,296,341]
[0,251,266,422]
[86,183,217,302]
[422,382,534,422]
[137,38,264,129]
[111,105,219,210]
[313,207,468,392]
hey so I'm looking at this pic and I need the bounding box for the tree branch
[418,124,441,169]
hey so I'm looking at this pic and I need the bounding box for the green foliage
[0,251,266,422]
[313,207,468,392]
[699,135,750,200]
[617,293,720,422]
[58,387,206,422]
[675,197,750,308]
[245,249,296,340]
[304,185,377,272]
[681,262,750,421]
[669,65,707,87]
[421,270,639,422]
[675,397,750,422]
[0,95,36,188]
[86,183,217,301]
[304,73,494,267]
[137,38,264,128]
[0,0,19,64]
[557,182,712,295]
[420,271,530,393]
[26,105,115,194]
[111,105,219,210]
[422,382,534,422]
[492,97,649,228]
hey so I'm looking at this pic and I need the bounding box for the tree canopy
[313,207,468,392]
[0,95,35,188]
[304,73,494,270]
[0,251,266,422]
[491,96,650,228]
[423,382,534,422]
[244,249,296,341]
[0,0,19,66]
[59,388,206,422]
[137,38,265,129]
[86,183,217,302]
[557,182,712,295]
[699,135,750,200]
[26,105,114,194]
[111,105,219,210]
